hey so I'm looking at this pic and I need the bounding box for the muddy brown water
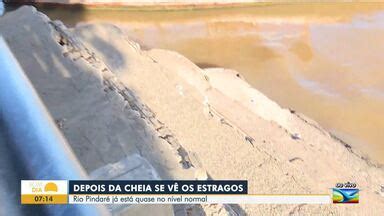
[5,3,384,164]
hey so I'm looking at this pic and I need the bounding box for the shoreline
[4,2,384,176]
[1,6,383,214]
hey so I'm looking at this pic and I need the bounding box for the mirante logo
[332,182,359,204]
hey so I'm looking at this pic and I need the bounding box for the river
[5,3,384,164]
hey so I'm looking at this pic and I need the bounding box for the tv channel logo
[21,180,68,204]
[332,188,359,204]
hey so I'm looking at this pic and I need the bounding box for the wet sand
[1,6,384,215]
[11,2,384,163]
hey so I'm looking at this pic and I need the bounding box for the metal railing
[0,37,109,215]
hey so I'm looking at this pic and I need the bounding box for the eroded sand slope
[1,6,383,215]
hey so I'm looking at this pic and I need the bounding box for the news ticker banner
[21,180,358,205]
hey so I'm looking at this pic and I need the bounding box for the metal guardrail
[0,37,109,215]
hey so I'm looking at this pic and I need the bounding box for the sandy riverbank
[1,6,383,215]
[8,1,384,164]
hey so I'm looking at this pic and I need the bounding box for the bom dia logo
[332,182,359,204]
[31,182,58,193]
[21,180,68,204]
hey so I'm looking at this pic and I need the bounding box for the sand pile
[1,6,383,215]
